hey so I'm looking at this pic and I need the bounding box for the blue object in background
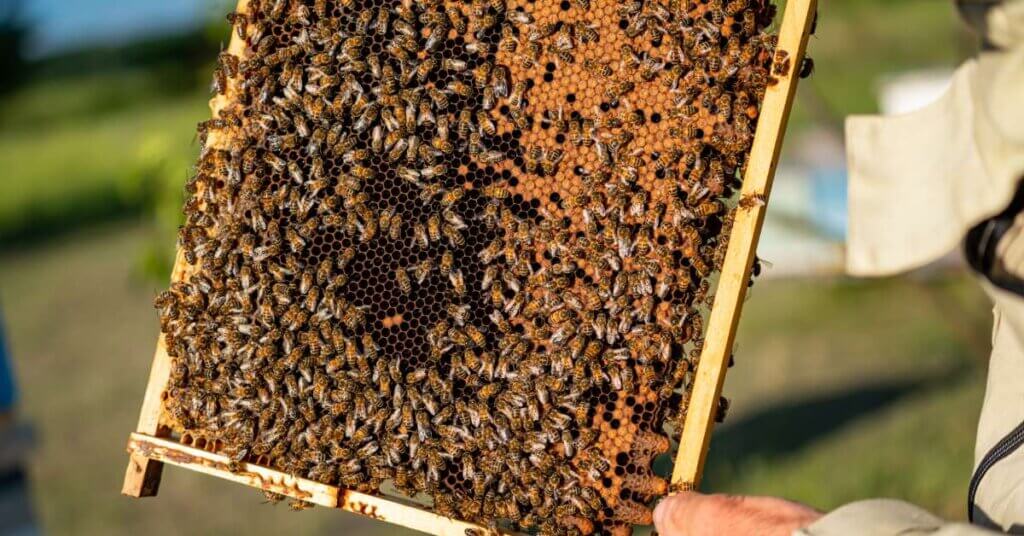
[809,166,848,242]
[0,310,17,413]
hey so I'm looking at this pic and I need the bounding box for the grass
[0,70,207,246]
[704,277,990,520]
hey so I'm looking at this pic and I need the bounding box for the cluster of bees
[156,0,789,533]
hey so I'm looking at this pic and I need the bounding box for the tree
[0,0,31,94]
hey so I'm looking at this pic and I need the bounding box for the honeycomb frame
[122,0,817,534]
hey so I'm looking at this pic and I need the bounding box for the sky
[21,0,231,57]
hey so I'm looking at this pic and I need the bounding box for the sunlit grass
[0,77,208,244]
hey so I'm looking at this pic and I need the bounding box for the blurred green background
[0,0,993,534]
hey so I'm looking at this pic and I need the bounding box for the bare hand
[653,492,822,536]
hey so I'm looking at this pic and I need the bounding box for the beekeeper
[654,0,1024,534]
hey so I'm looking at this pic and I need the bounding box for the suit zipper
[968,419,1024,522]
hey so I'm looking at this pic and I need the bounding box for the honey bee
[508,80,528,109]
[581,58,610,78]
[431,136,454,155]
[549,308,573,325]
[481,184,509,200]
[523,145,543,173]
[542,149,564,175]
[449,269,466,296]
[413,222,430,248]
[445,6,467,33]
[695,200,723,217]
[476,110,496,137]
[799,57,815,79]
[465,324,486,347]
[430,249,452,278]
[428,87,449,109]
[444,224,465,247]
[490,283,505,309]
[447,80,473,99]
[739,193,766,209]
[415,57,437,82]
[440,187,465,207]
[413,257,434,284]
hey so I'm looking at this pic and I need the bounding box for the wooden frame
[122,0,817,532]
[671,0,818,491]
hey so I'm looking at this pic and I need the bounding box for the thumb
[653,491,706,536]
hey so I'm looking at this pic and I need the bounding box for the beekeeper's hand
[653,491,821,536]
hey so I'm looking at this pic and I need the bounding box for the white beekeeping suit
[797,1,1024,534]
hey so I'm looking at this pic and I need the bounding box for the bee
[342,304,366,331]
[447,80,473,98]
[490,283,505,309]
[440,187,465,207]
[524,145,543,173]
[478,239,501,265]
[476,110,496,137]
[413,222,430,248]
[742,10,758,35]
[443,224,465,247]
[542,148,564,175]
[428,87,449,109]
[442,57,467,72]
[773,49,791,76]
[427,213,442,243]
[549,307,573,325]
[386,212,402,241]
[477,382,501,401]
[739,193,767,209]
[482,184,509,201]
[449,269,466,296]
[413,257,433,284]
[581,59,610,80]
[431,136,454,155]
[691,253,711,276]
[464,324,486,347]
[583,340,602,361]
[574,21,599,43]
[412,182,440,205]
[799,57,815,79]
[415,57,437,82]
[393,266,413,295]
[446,6,467,33]
[508,80,528,108]
[439,249,454,276]
[498,25,519,54]
[695,200,723,217]
[447,303,470,326]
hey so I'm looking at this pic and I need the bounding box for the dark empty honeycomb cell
[160,0,785,533]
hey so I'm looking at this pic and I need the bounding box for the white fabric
[845,0,1024,276]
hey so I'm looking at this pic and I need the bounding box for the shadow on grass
[699,365,972,489]
[0,181,152,251]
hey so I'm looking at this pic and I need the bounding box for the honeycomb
[155,0,783,533]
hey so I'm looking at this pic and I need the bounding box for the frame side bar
[122,252,190,496]
[669,0,818,490]
[122,0,252,499]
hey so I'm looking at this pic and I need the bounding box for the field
[0,0,989,533]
